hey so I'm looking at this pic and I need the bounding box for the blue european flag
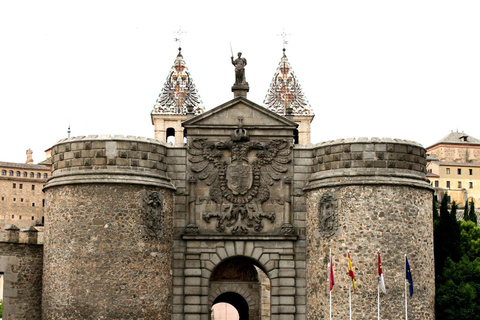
[405,256,413,297]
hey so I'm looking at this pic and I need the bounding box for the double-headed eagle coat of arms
[188,120,292,234]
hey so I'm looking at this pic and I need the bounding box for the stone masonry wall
[48,135,172,189]
[309,138,427,188]
[0,235,43,320]
[305,138,434,319]
[306,185,434,319]
[43,136,175,320]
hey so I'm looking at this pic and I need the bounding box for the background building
[0,149,50,228]
[427,131,480,208]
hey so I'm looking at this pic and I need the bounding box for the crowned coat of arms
[188,119,292,234]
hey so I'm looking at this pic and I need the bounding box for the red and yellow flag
[347,252,357,290]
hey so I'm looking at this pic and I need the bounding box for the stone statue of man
[231,52,247,85]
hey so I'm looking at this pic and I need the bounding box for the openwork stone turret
[263,49,314,145]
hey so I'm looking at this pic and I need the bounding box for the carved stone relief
[141,190,164,238]
[318,192,339,238]
[188,120,291,234]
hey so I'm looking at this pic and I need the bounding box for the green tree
[469,200,477,225]
[436,220,480,319]
[459,220,480,261]
[434,195,461,276]
[464,200,469,221]
[436,256,480,319]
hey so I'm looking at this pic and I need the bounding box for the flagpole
[405,254,408,320]
[348,250,352,320]
[377,277,380,320]
[377,249,380,320]
[329,248,332,320]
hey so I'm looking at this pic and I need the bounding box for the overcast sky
[1,1,479,163]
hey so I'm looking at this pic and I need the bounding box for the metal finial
[67,125,71,138]
[174,26,186,50]
[277,29,291,52]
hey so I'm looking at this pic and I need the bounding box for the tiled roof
[429,131,480,147]
[0,162,49,170]
[152,49,204,116]
[263,50,313,116]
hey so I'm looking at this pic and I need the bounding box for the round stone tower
[43,135,175,319]
[304,138,434,319]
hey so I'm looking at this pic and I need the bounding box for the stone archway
[209,257,268,320]
[213,292,248,319]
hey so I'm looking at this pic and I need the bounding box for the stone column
[43,136,175,320]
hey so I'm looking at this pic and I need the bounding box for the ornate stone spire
[263,49,313,116]
[152,48,205,116]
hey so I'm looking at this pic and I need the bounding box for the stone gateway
[0,48,434,320]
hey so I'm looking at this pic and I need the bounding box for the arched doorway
[212,293,247,319]
[209,257,271,320]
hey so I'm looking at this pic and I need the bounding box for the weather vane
[277,29,291,50]
[174,26,186,49]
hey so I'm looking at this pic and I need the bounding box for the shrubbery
[434,195,480,320]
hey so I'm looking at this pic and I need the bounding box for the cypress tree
[469,200,477,225]
[464,200,469,221]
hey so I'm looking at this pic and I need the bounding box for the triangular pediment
[183,97,298,128]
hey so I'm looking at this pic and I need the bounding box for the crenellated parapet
[306,137,430,190]
[45,135,175,190]
[0,225,43,245]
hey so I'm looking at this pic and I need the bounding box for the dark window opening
[293,129,299,145]
[183,128,188,144]
[166,127,176,144]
